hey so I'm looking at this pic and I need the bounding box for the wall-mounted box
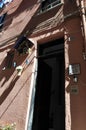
[69,64,80,76]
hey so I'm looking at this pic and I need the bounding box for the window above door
[39,0,62,13]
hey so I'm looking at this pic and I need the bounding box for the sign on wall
[70,85,79,94]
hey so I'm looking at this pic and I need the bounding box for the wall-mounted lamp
[16,65,23,76]
[68,64,80,83]
[73,75,78,83]
[68,36,75,42]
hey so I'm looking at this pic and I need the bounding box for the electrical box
[69,64,80,75]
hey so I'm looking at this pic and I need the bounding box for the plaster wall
[0,0,86,130]
[65,18,86,130]
[0,44,35,130]
[32,16,86,130]
[0,0,39,129]
[0,0,40,46]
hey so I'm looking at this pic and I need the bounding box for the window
[41,0,61,12]
[0,0,13,8]
[0,13,7,30]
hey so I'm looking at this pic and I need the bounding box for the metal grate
[40,0,61,12]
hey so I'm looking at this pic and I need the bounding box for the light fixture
[73,75,78,83]
[69,64,80,75]
[68,64,80,83]
[16,65,23,76]
[68,36,75,41]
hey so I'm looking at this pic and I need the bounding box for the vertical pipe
[80,0,86,59]
[25,43,38,130]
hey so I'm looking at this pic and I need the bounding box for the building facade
[0,0,86,130]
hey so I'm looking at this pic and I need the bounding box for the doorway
[32,38,65,130]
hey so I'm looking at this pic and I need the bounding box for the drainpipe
[80,0,86,60]
[25,43,38,130]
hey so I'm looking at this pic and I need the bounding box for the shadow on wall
[0,45,28,105]
[63,0,78,16]
[23,0,78,37]
[3,0,39,31]
[0,76,19,105]
[0,70,32,119]
[21,3,62,36]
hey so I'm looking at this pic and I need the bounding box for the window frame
[39,0,63,13]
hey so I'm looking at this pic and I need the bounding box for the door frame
[31,38,65,130]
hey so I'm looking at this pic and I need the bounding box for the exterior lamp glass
[16,65,23,76]
[73,75,78,83]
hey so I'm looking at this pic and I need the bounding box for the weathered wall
[0,0,40,46]
[0,0,86,130]
[0,0,38,129]
[31,14,86,130]
[30,0,86,129]
[64,17,86,130]
[0,43,35,130]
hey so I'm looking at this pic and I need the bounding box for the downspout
[25,42,38,130]
[80,0,86,60]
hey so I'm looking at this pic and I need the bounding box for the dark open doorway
[32,38,65,130]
